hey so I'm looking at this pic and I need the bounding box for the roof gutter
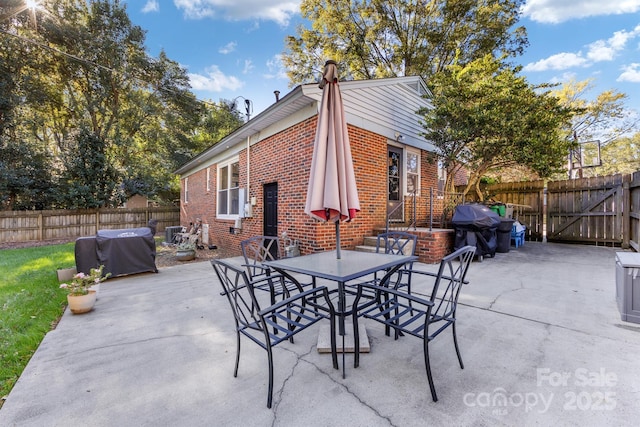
[174,85,307,176]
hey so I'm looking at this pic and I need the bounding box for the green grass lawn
[0,243,75,403]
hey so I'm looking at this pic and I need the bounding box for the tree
[421,54,574,199]
[58,129,122,208]
[597,133,640,176]
[282,0,527,84]
[0,135,56,210]
[552,79,638,144]
[0,0,234,209]
[36,1,204,204]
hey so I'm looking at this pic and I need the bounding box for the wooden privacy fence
[628,171,640,251]
[0,207,180,244]
[475,171,640,250]
[480,180,545,241]
[547,174,626,246]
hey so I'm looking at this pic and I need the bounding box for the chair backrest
[211,259,263,336]
[241,236,281,280]
[429,246,475,320]
[375,231,418,256]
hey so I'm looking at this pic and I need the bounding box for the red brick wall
[413,229,455,264]
[180,117,440,258]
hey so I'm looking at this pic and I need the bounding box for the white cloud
[264,54,288,80]
[587,26,640,61]
[242,59,254,74]
[618,63,640,82]
[549,72,578,84]
[173,0,300,26]
[219,42,237,54]
[523,52,588,71]
[173,0,216,19]
[585,40,616,62]
[142,1,159,13]
[188,65,244,92]
[521,0,640,24]
[524,25,640,72]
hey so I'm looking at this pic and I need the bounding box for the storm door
[387,146,404,222]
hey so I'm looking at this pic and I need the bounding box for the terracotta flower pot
[67,291,97,314]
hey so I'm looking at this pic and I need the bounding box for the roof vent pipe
[274,90,280,102]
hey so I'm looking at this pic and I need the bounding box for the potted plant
[59,265,111,314]
[175,241,197,261]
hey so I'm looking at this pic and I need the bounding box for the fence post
[622,175,630,249]
[38,213,43,241]
[542,186,547,243]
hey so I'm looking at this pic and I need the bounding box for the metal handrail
[385,188,465,233]
[385,189,418,233]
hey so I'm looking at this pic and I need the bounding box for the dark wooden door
[263,182,278,238]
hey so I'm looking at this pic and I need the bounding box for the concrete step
[356,235,415,255]
[362,236,378,247]
[354,235,380,253]
[354,244,378,253]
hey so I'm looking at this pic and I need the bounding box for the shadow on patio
[1,242,638,426]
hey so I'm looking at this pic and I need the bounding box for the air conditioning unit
[165,226,183,244]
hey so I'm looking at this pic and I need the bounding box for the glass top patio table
[264,249,416,283]
[265,250,417,377]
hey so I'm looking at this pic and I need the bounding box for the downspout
[247,134,250,204]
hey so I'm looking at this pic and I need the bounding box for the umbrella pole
[335,221,341,259]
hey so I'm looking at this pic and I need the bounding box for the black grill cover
[95,227,157,277]
[75,236,99,275]
[452,204,501,257]
[451,204,502,229]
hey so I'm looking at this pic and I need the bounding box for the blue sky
[125,0,640,122]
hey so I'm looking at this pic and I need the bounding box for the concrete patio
[1,242,639,426]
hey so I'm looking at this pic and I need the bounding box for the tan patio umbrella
[305,60,360,259]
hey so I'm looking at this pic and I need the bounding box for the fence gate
[546,174,626,245]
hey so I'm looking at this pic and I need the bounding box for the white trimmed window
[217,158,240,218]
[406,150,420,195]
[206,167,211,192]
[184,177,189,203]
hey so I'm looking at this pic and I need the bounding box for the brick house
[175,76,455,263]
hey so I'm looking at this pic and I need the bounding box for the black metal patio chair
[345,231,419,317]
[240,236,281,280]
[241,235,315,298]
[371,231,418,291]
[211,258,338,408]
[352,245,476,402]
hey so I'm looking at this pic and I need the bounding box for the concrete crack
[274,345,397,426]
[487,279,525,310]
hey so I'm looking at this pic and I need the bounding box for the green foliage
[0,243,75,401]
[421,55,575,199]
[552,79,637,144]
[0,0,242,210]
[595,133,640,176]
[282,0,527,84]
[59,265,110,296]
[0,135,57,210]
[59,129,123,208]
